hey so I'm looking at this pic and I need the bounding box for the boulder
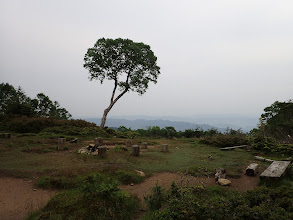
[218,179,231,186]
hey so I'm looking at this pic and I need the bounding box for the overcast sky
[1,0,293,119]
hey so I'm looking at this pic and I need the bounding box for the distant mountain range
[86,118,226,132]
[82,114,258,132]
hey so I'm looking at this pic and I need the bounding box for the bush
[0,115,97,133]
[32,174,140,220]
[149,183,293,220]
[199,134,248,148]
[144,182,167,211]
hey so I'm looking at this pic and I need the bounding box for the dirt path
[120,172,260,201]
[0,177,55,220]
[0,171,260,219]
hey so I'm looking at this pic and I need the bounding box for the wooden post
[131,145,140,156]
[4,133,11,139]
[161,144,168,152]
[94,137,103,146]
[58,138,66,150]
[126,139,132,147]
[98,146,107,157]
[246,163,259,176]
[141,142,148,149]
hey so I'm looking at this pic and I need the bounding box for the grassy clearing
[0,136,277,179]
[1,135,292,220]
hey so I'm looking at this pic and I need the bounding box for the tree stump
[131,145,140,156]
[141,142,148,149]
[126,140,132,147]
[4,133,11,139]
[246,163,259,176]
[94,137,103,146]
[98,146,107,157]
[161,144,168,152]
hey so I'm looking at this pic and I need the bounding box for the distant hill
[85,118,226,132]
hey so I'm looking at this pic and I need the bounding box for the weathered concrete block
[98,146,107,157]
[131,145,140,156]
[126,140,132,147]
[246,163,259,176]
[161,144,168,152]
[94,137,103,145]
[260,161,291,179]
[58,138,66,145]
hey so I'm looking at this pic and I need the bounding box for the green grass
[0,136,265,179]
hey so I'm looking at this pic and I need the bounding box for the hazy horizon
[1,0,293,120]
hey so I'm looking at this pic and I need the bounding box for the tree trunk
[99,89,128,129]
[100,108,110,128]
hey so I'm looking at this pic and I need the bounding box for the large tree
[261,100,293,142]
[84,38,160,128]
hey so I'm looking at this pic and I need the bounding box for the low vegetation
[0,99,292,219]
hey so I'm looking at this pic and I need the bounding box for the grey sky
[1,0,293,119]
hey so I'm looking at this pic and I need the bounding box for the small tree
[84,38,160,128]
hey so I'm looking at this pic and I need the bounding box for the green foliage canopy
[84,38,160,94]
[261,100,293,142]
[0,83,71,120]
[84,38,160,128]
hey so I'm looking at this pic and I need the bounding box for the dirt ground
[0,169,262,220]
[120,171,261,201]
[0,177,55,220]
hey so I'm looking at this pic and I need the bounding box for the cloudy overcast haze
[1,0,293,121]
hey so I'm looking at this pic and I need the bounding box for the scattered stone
[215,168,226,182]
[246,163,259,176]
[131,145,140,156]
[69,138,78,143]
[134,170,145,177]
[161,144,169,152]
[33,189,37,191]
[218,179,231,186]
[131,183,134,186]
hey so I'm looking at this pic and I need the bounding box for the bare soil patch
[0,177,55,220]
[120,170,262,201]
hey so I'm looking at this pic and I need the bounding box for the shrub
[199,134,248,148]
[149,183,293,220]
[144,182,167,211]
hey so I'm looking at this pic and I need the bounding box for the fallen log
[220,145,248,151]
[260,161,291,180]
[254,156,274,163]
